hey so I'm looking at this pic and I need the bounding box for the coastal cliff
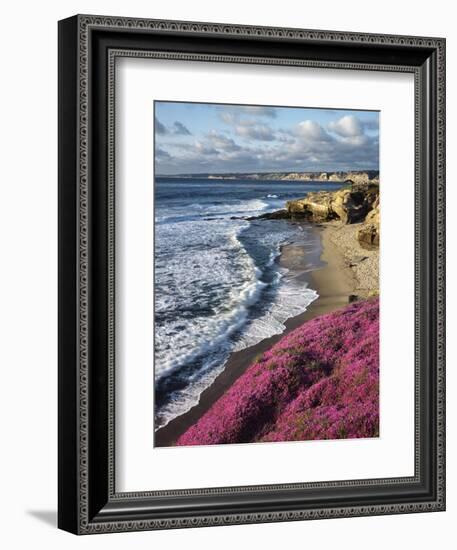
[248,181,380,304]
[203,170,379,184]
[287,183,380,297]
[279,170,379,184]
[256,182,380,249]
[287,183,378,222]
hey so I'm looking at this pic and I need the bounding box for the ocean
[154,178,343,429]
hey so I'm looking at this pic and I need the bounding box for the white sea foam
[233,274,318,351]
[155,270,318,430]
[154,189,321,429]
[154,199,271,380]
[156,358,229,429]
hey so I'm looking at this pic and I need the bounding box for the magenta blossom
[176,297,379,446]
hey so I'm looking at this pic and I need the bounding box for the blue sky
[154,101,379,175]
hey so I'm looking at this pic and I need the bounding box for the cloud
[276,131,296,144]
[234,124,275,141]
[326,115,378,146]
[155,109,378,174]
[155,118,192,136]
[172,121,192,135]
[296,120,331,142]
[155,147,171,159]
[155,118,167,135]
[219,106,278,134]
[339,134,370,146]
[156,128,378,172]
[328,115,363,138]
[195,141,219,156]
[206,131,241,152]
[219,110,277,142]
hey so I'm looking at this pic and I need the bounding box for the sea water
[154,178,342,429]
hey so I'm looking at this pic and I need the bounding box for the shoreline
[154,222,359,447]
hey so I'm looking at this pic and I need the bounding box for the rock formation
[247,181,380,248]
[246,209,291,221]
[286,183,379,226]
[357,195,380,247]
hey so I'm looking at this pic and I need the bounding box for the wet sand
[154,223,358,447]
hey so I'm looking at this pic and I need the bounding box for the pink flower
[176,297,379,446]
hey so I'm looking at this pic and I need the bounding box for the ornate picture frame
[58,14,445,534]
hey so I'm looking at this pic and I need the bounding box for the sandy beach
[155,219,378,447]
[321,220,379,298]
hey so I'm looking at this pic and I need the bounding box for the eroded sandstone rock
[357,223,380,247]
[286,183,379,226]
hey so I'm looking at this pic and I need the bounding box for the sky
[154,101,379,175]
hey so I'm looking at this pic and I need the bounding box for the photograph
[153,101,380,447]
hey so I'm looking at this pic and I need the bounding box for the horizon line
[155,168,380,177]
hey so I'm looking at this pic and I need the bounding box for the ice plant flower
[177,297,379,446]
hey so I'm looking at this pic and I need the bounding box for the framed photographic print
[58,14,446,534]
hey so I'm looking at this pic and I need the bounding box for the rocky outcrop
[332,189,369,223]
[286,192,335,221]
[286,183,379,225]
[283,183,380,248]
[357,196,380,247]
[244,181,380,248]
[358,224,379,247]
[246,209,291,221]
[341,171,379,186]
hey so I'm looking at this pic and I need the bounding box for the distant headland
[156,170,379,185]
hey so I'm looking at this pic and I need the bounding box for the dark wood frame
[58,14,446,534]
